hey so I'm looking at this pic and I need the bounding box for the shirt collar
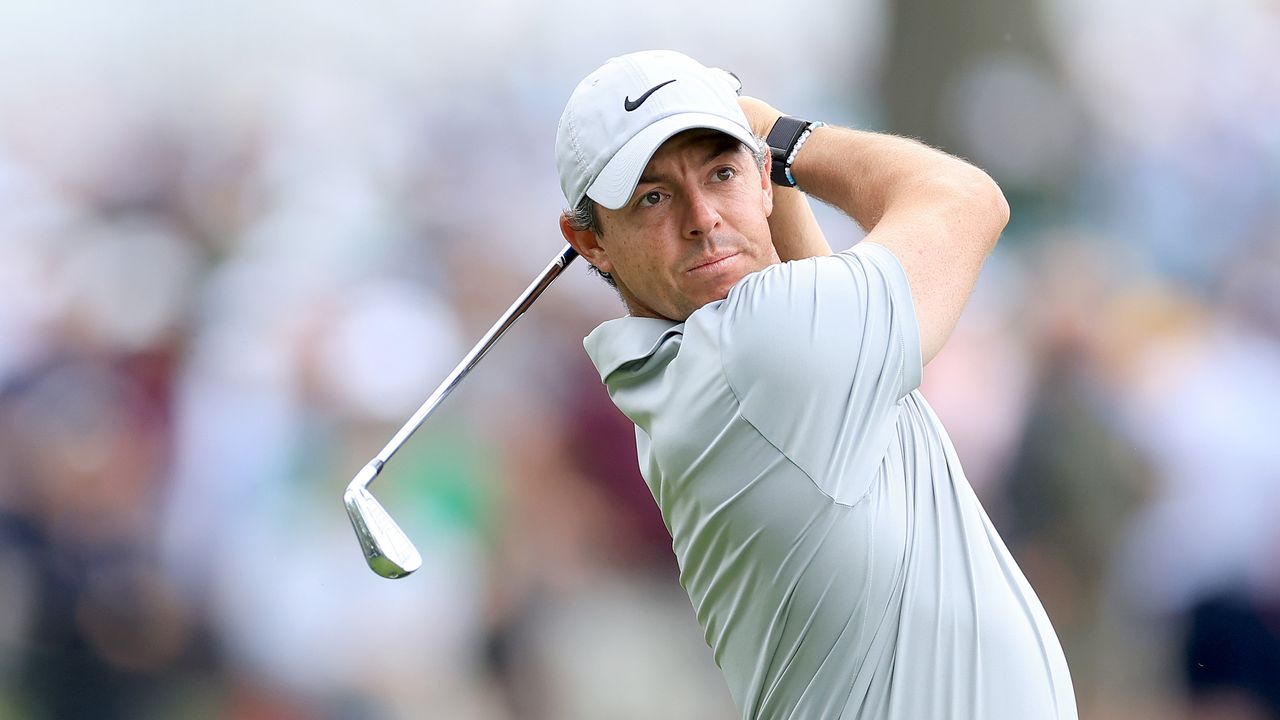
[583,316,683,382]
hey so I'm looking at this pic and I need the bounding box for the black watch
[765,116,817,187]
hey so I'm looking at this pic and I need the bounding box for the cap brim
[585,112,758,210]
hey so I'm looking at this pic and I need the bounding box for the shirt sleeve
[719,242,923,505]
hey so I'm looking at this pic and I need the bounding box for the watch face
[767,116,810,147]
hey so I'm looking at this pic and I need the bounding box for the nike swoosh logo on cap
[624,79,677,112]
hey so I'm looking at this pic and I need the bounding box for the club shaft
[362,244,578,485]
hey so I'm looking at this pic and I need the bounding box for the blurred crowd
[1,1,1278,719]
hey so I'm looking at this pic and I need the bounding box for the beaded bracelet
[781,121,826,188]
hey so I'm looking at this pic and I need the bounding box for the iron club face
[343,462,423,578]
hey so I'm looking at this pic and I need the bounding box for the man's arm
[741,98,1009,366]
[739,97,832,262]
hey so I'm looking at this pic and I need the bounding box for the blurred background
[0,0,1277,718]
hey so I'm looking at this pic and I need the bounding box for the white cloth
[584,243,1076,719]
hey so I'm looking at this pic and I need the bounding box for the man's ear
[559,212,614,275]
[760,151,775,218]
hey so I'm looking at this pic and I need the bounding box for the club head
[343,465,422,579]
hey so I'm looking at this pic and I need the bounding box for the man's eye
[714,167,735,181]
[638,190,663,208]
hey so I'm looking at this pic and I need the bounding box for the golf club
[344,244,579,578]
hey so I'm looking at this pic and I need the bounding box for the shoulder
[720,243,913,350]
[717,242,922,401]
[727,243,909,316]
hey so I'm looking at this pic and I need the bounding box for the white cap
[556,50,756,211]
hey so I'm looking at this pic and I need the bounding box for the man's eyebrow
[702,136,742,164]
[636,138,744,186]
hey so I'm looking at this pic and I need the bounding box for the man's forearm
[759,109,1009,365]
[767,183,832,261]
[789,125,1000,235]
[738,97,831,262]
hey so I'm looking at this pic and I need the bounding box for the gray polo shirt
[583,242,1076,720]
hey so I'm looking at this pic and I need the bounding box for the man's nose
[682,188,722,239]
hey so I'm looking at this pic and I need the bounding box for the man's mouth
[687,252,740,274]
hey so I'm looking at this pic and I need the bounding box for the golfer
[555,50,1076,720]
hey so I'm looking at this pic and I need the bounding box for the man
[554,50,1077,719]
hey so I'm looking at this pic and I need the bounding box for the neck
[616,280,672,321]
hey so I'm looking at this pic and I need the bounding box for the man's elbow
[985,173,1011,242]
[958,169,1008,252]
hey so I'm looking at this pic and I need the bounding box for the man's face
[573,129,779,322]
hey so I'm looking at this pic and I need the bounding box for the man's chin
[688,279,744,314]
[665,267,761,319]
[708,267,756,299]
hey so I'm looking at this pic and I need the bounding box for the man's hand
[738,96,832,262]
[738,96,785,140]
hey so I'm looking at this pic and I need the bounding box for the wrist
[765,116,825,188]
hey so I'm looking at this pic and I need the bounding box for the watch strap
[765,116,815,187]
